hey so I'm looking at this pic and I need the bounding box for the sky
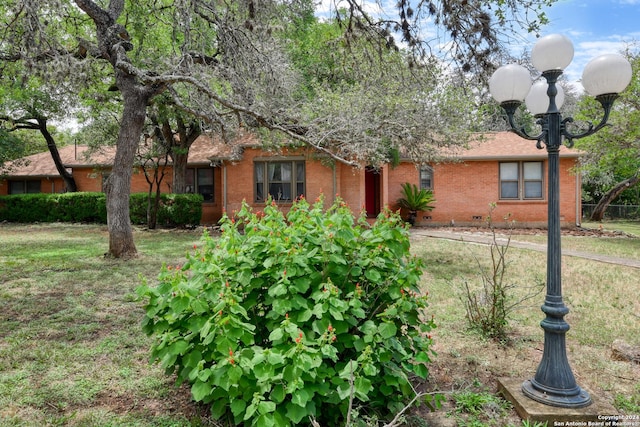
[520,0,640,91]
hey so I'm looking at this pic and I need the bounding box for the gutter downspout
[333,163,337,204]
[223,162,228,214]
[576,168,581,227]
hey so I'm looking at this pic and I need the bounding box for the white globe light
[489,64,532,103]
[581,53,633,96]
[525,80,565,116]
[531,34,574,72]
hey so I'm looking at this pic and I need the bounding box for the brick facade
[1,132,582,228]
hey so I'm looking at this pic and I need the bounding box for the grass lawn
[1,222,638,426]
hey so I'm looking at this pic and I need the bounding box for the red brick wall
[2,151,580,228]
[221,147,341,219]
[386,158,580,228]
[0,177,67,195]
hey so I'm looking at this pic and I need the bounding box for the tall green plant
[138,196,436,426]
[396,183,435,225]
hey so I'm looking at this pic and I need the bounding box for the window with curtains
[254,160,305,202]
[186,167,214,202]
[499,161,543,200]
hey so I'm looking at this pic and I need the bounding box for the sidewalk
[411,228,640,269]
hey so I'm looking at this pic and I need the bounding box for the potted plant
[396,182,435,225]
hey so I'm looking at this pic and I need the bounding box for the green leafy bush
[0,192,107,223]
[0,192,201,226]
[138,196,435,426]
[129,193,203,227]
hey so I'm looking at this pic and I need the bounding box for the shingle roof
[454,132,581,160]
[2,131,579,178]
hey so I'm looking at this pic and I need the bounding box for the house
[0,131,582,228]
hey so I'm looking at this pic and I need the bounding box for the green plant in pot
[396,182,435,225]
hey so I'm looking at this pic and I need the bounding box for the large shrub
[138,196,435,426]
[0,192,107,223]
[129,193,203,227]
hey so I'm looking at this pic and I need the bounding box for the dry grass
[1,222,638,426]
[411,230,640,424]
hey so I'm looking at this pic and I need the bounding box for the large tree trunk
[105,86,152,258]
[38,118,78,192]
[590,173,640,221]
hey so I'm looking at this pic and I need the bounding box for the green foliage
[615,384,640,413]
[138,196,436,426]
[0,192,202,226]
[0,192,107,223]
[396,182,435,212]
[130,193,203,227]
[396,183,435,225]
[396,183,436,213]
[452,389,511,427]
[574,48,640,205]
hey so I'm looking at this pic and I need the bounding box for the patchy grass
[0,223,215,427]
[1,223,638,426]
[412,231,640,423]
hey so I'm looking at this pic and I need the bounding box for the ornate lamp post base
[522,379,591,408]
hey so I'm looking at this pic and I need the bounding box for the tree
[1,0,555,258]
[573,47,640,221]
[0,74,78,191]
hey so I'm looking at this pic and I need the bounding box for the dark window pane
[26,181,41,193]
[256,183,264,201]
[269,183,291,201]
[501,182,518,199]
[524,182,542,199]
[420,167,433,190]
[9,181,24,194]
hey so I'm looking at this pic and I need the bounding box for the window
[420,166,433,190]
[255,160,305,202]
[8,180,41,194]
[499,162,543,200]
[186,167,214,202]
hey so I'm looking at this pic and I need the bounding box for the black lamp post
[489,34,632,408]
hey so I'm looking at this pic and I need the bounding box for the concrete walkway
[411,228,640,269]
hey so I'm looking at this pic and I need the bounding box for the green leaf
[291,388,313,407]
[255,413,276,427]
[292,277,312,293]
[267,350,285,365]
[231,398,247,417]
[365,268,381,282]
[191,379,211,402]
[285,401,309,424]
[412,362,429,379]
[336,382,352,401]
[258,400,276,414]
[354,377,372,400]
[268,283,287,297]
[263,257,275,268]
[269,327,284,342]
[270,383,286,403]
[378,322,397,339]
[297,309,313,322]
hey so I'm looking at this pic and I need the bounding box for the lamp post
[489,34,632,408]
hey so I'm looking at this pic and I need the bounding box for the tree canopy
[0,0,556,257]
[573,47,640,219]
